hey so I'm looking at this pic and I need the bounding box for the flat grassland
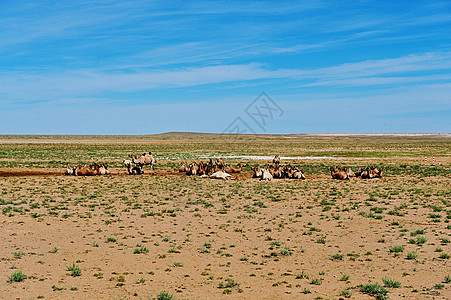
[0,133,450,300]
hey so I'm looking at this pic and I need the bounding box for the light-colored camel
[345,168,355,178]
[179,162,188,172]
[65,164,74,175]
[209,170,233,180]
[130,152,156,169]
[260,168,273,181]
[252,167,263,178]
[98,164,109,175]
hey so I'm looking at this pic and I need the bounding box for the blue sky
[1,0,450,134]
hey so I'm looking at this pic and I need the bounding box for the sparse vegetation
[0,134,450,299]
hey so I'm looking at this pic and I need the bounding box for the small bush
[360,283,388,300]
[389,245,404,253]
[439,253,450,259]
[331,253,344,260]
[67,263,82,277]
[8,271,26,282]
[382,277,401,288]
[156,291,176,300]
[134,246,149,254]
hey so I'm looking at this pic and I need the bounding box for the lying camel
[288,166,306,179]
[187,162,199,176]
[99,164,109,175]
[65,164,74,175]
[330,166,349,180]
[357,167,383,179]
[260,168,273,181]
[179,162,188,172]
[209,170,233,180]
[252,167,263,178]
[224,164,244,173]
[345,168,355,178]
[75,164,100,176]
[130,165,144,175]
[215,158,225,168]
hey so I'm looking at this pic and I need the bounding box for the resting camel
[292,170,306,179]
[330,166,349,180]
[187,162,199,176]
[345,168,355,178]
[252,167,263,178]
[75,164,100,176]
[287,166,306,179]
[356,167,383,179]
[179,162,188,173]
[224,164,244,173]
[215,158,225,168]
[65,164,74,175]
[98,164,109,175]
[260,168,273,181]
[209,170,233,180]
[130,165,144,175]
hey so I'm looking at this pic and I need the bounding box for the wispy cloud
[1,51,450,106]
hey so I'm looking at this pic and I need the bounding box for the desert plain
[0,133,450,300]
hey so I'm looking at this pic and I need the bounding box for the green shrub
[360,283,388,300]
[382,277,401,288]
[8,271,26,282]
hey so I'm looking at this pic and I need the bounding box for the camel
[357,167,383,179]
[224,164,244,173]
[179,162,188,173]
[368,167,383,178]
[209,170,233,180]
[98,164,109,175]
[123,159,132,169]
[287,166,305,179]
[260,168,273,181]
[130,165,144,175]
[273,155,281,165]
[75,164,100,176]
[252,167,263,178]
[345,168,355,178]
[65,164,74,175]
[292,170,306,179]
[187,162,199,176]
[198,162,207,176]
[206,161,216,175]
[130,152,156,169]
[215,158,225,168]
[330,166,349,180]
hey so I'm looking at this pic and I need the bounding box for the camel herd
[330,166,383,180]
[64,153,384,181]
[65,163,109,176]
[252,164,306,181]
[178,158,243,180]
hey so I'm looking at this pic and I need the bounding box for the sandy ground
[1,166,450,300]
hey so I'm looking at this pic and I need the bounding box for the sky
[1,0,450,134]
